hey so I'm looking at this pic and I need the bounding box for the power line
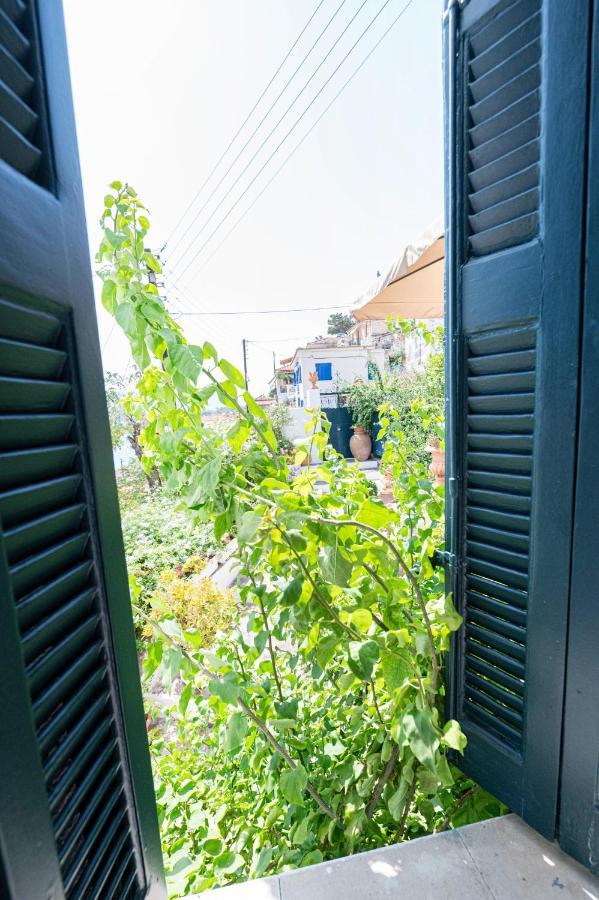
[167,0,350,266]
[186,0,415,279]
[163,0,328,256]
[176,303,352,316]
[172,0,398,284]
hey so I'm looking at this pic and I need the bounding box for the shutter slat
[467,538,529,573]
[94,844,135,900]
[16,559,92,632]
[5,503,86,563]
[467,604,526,642]
[58,762,121,865]
[469,391,534,413]
[0,7,29,60]
[0,414,74,450]
[464,683,524,729]
[53,742,118,843]
[463,701,523,747]
[467,504,530,534]
[48,717,114,817]
[37,666,106,757]
[0,375,70,412]
[466,636,526,678]
[467,412,534,433]
[65,801,127,895]
[470,62,539,126]
[465,654,525,697]
[467,621,527,661]
[10,531,90,598]
[465,670,524,712]
[468,347,535,374]
[466,556,528,590]
[469,36,540,104]
[0,299,61,345]
[32,642,104,727]
[0,78,37,137]
[0,445,78,489]
[0,336,66,379]
[469,9,540,77]
[44,692,111,785]
[22,587,96,664]
[467,522,529,552]
[467,572,528,609]
[466,589,527,626]
[467,451,531,473]
[0,474,82,528]
[26,615,100,697]
[468,433,533,452]
[466,488,531,512]
[0,113,40,176]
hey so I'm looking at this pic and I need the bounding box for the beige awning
[352,219,444,322]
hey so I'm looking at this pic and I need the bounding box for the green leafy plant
[148,567,236,645]
[97,184,500,895]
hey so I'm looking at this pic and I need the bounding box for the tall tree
[327,312,354,334]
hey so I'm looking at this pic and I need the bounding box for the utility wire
[163,0,327,256]
[186,0,415,279]
[173,0,398,284]
[167,0,349,265]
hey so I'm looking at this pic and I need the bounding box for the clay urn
[350,425,372,462]
[426,436,445,486]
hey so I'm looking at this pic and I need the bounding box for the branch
[435,785,479,834]
[318,517,439,686]
[397,775,418,841]
[133,604,337,821]
[366,744,400,819]
[249,573,284,703]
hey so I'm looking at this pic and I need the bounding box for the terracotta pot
[350,426,372,462]
[379,466,395,506]
[427,442,445,486]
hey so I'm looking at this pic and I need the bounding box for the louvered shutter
[0,2,165,897]
[444,0,590,836]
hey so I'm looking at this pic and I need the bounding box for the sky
[62,0,444,395]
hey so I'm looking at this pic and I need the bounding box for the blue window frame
[294,366,301,385]
[315,362,332,382]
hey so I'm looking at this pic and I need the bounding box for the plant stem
[319,517,440,686]
[435,785,479,833]
[397,776,418,841]
[365,744,400,819]
[250,574,284,703]
[133,604,337,821]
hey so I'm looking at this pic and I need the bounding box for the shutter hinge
[432,549,457,569]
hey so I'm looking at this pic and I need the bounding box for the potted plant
[345,380,379,461]
[426,435,445,485]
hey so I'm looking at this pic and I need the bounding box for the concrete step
[196,814,599,899]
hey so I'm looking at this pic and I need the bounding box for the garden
[99,183,503,897]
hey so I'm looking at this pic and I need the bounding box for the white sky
[63,0,443,395]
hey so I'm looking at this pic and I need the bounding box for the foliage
[121,491,218,604]
[344,379,380,431]
[116,460,151,513]
[97,184,499,896]
[149,567,236,643]
[327,312,354,335]
[105,370,131,449]
[266,403,293,452]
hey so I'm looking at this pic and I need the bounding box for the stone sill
[196,814,599,899]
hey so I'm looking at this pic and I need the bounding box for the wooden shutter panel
[0,2,165,897]
[444,0,590,836]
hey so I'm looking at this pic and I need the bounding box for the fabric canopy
[352,216,444,321]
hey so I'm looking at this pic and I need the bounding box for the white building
[288,344,385,408]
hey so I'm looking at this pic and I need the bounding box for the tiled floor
[197,815,599,899]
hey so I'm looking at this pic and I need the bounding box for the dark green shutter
[0,1,165,897]
[444,0,590,836]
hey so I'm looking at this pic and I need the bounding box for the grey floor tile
[278,830,491,900]
[458,814,599,900]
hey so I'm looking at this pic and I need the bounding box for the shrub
[151,568,236,643]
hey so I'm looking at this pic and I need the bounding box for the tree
[104,370,161,490]
[327,312,354,335]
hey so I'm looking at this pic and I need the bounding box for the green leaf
[179,682,193,715]
[115,300,138,337]
[237,511,262,545]
[387,779,410,821]
[144,251,161,272]
[169,344,201,381]
[402,709,440,770]
[280,764,308,804]
[348,640,379,680]
[224,711,247,753]
[281,575,303,606]
[191,458,222,504]
[244,392,267,419]
[380,648,411,693]
[220,359,246,388]
[319,544,352,587]
[203,340,218,361]
[101,279,117,313]
[442,719,467,753]
[350,608,373,633]
[439,594,463,632]
[355,499,397,530]
[227,420,251,454]
[203,838,222,856]
[214,851,244,874]
[208,677,239,705]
